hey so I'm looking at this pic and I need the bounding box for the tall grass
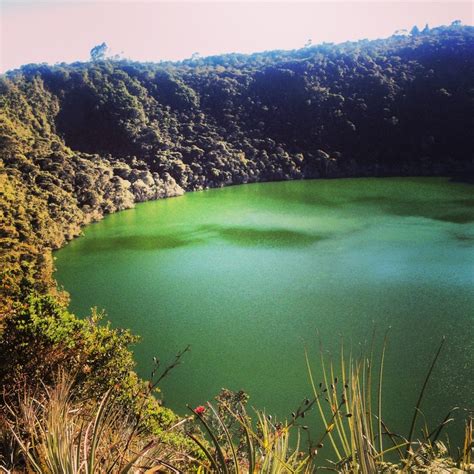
[187,337,473,472]
[2,338,472,473]
[304,336,473,472]
[187,389,313,473]
[4,373,195,473]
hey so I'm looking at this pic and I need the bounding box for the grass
[303,335,472,472]
[187,336,473,472]
[2,337,473,473]
[4,372,194,473]
[186,389,313,473]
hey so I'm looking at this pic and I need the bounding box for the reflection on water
[79,225,327,252]
[200,225,328,247]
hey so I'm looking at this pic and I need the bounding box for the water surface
[55,178,473,445]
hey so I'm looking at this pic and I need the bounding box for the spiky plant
[305,335,473,472]
[187,389,313,473]
[6,372,193,473]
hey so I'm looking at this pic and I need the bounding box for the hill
[0,23,473,471]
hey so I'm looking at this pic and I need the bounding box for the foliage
[90,42,109,62]
[2,337,473,472]
[0,294,196,470]
[0,24,473,472]
[304,337,474,472]
[0,293,137,394]
[184,341,473,473]
[2,24,473,315]
[5,373,197,472]
[187,389,312,473]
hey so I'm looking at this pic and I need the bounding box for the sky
[1,1,472,72]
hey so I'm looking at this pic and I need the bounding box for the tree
[410,25,420,36]
[90,42,109,61]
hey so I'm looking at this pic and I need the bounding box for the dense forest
[0,24,473,471]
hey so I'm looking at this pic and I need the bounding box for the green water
[55,178,473,445]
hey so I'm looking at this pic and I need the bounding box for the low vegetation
[3,340,472,472]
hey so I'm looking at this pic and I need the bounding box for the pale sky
[1,1,472,72]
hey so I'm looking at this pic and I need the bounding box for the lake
[55,177,473,447]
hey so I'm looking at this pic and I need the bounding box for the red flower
[194,405,206,415]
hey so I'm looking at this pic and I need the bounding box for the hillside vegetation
[0,24,473,471]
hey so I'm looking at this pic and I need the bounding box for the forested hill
[0,24,473,469]
[1,24,473,308]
